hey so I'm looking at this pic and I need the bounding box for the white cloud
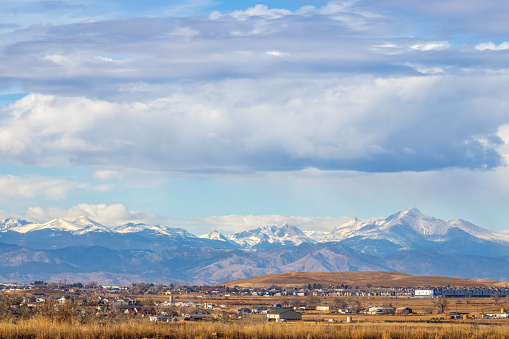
[215,4,293,21]
[0,72,507,174]
[475,41,509,51]
[92,170,125,181]
[0,174,101,200]
[411,41,450,51]
[266,50,287,57]
[13,203,350,233]
[24,203,157,227]
[194,215,352,233]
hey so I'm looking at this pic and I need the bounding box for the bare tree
[290,298,303,309]
[432,297,449,314]
[464,292,472,305]
[306,295,322,308]
[492,292,502,305]
[346,298,362,314]
[423,306,434,314]
[331,297,347,312]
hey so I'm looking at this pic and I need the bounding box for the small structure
[184,313,212,321]
[267,309,302,321]
[316,305,330,311]
[396,307,412,314]
[150,313,173,322]
[368,306,394,315]
[236,307,251,314]
[415,289,436,297]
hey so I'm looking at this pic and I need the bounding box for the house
[415,289,436,297]
[368,306,394,315]
[251,306,267,314]
[267,309,302,321]
[184,313,212,321]
[316,305,330,311]
[150,313,173,322]
[236,307,251,314]
[396,307,412,314]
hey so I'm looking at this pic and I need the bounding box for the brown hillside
[220,271,507,288]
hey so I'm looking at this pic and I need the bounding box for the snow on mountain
[328,208,505,244]
[0,218,31,231]
[71,216,110,234]
[199,230,228,241]
[113,223,196,238]
[1,208,507,254]
[10,218,85,234]
[227,224,314,248]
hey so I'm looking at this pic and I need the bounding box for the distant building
[316,305,330,311]
[267,309,302,321]
[368,306,394,315]
[396,307,412,314]
[415,289,436,297]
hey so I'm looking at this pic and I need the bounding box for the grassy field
[0,316,509,339]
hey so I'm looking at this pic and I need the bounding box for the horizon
[2,207,508,236]
[1,1,509,234]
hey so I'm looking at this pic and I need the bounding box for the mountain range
[0,208,508,285]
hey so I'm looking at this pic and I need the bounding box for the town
[2,280,509,323]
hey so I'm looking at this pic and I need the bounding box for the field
[0,316,509,339]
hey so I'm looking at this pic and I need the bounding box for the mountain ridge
[1,208,508,285]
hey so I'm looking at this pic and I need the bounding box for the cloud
[0,71,507,174]
[92,170,124,181]
[0,174,106,201]
[24,203,156,226]
[363,0,509,38]
[194,215,352,233]
[475,41,509,51]
[0,2,474,101]
[14,202,352,233]
[411,41,450,51]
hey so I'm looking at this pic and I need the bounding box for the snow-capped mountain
[199,230,229,242]
[113,223,196,238]
[329,208,509,256]
[0,208,509,284]
[2,217,109,234]
[0,218,30,231]
[331,208,499,242]
[1,208,508,255]
[226,224,315,248]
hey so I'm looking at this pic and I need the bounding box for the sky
[1,0,509,234]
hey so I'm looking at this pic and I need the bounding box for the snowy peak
[71,216,110,234]
[113,223,196,238]
[0,218,30,231]
[227,224,313,248]
[199,230,228,241]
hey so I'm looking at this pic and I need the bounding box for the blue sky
[1,0,509,233]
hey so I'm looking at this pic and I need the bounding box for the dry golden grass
[1,317,509,339]
[222,271,506,288]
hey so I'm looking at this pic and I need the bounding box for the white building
[415,289,436,297]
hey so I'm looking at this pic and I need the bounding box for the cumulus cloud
[194,215,351,233]
[0,174,103,201]
[11,203,348,233]
[475,41,509,51]
[24,203,158,227]
[0,72,507,174]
